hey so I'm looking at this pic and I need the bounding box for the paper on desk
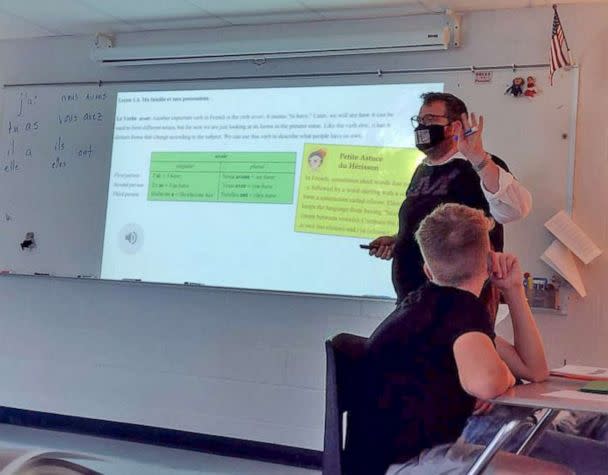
[545,210,602,264]
[543,390,608,402]
[541,240,586,297]
[550,365,608,381]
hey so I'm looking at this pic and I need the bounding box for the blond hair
[415,203,494,286]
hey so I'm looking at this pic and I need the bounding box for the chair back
[322,333,368,475]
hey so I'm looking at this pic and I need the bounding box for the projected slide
[101,82,441,297]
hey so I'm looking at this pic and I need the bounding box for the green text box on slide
[148,152,296,203]
[295,144,422,239]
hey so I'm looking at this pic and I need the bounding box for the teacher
[369,92,532,316]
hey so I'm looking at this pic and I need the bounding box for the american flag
[549,5,571,85]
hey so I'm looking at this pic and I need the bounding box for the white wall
[0,275,386,448]
[0,4,606,451]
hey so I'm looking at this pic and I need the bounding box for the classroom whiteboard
[0,88,114,276]
[0,68,578,295]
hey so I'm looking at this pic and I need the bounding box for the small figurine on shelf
[524,76,538,99]
[505,77,525,97]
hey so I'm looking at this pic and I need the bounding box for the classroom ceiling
[0,0,604,41]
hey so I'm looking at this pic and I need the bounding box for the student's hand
[488,252,523,292]
[472,398,495,415]
[457,112,487,166]
[368,235,396,260]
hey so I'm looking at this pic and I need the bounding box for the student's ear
[423,263,434,282]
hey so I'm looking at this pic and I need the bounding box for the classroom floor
[0,423,321,474]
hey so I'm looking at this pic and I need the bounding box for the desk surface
[493,377,608,414]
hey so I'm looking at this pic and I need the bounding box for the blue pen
[464,126,479,137]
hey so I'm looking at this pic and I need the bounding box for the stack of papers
[541,211,603,297]
[545,211,602,264]
[541,240,586,297]
[550,365,608,381]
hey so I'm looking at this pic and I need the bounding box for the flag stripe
[549,8,571,85]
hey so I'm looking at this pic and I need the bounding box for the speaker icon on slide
[125,232,138,245]
[118,223,144,254]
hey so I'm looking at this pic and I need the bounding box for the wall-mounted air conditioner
[91,16,459,66]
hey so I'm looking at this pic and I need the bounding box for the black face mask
[414,124,447,152]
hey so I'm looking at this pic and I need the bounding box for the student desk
[466,377,608,475]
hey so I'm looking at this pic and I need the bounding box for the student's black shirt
[392,155,508,302]
[357,283,495,475]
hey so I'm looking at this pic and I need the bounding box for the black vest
[392,155,508,301]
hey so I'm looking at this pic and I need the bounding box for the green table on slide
[148,151,296,204]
